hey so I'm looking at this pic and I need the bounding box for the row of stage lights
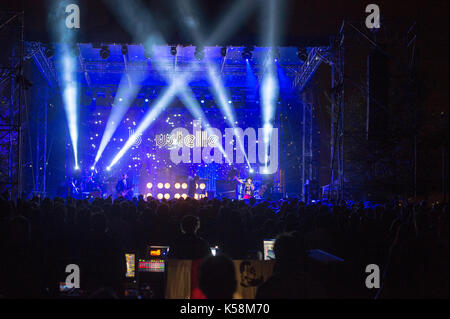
[144,182,207,200]
[146,182,206,190]
[145,193,207,200]
[91,44,308,62]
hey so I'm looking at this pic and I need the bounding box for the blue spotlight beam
[98,0,166,168]
[107,76,188,169]
[205,0,257,46]
[206,62,252,168]
[94,71,147,165]
[49,0,80,168]
[178,87,230,164]
[104,0,165,46]
[61,50,79,167]
[149,55,230,163]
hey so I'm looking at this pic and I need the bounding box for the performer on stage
[243,177,255,199]
[227,165,244,199]
[188,175,200,198]
[116,173,133,199]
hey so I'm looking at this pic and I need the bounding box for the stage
[23,44,324,201]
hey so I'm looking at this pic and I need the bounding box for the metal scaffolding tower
[0,11,24,200]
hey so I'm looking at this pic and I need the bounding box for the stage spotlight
[195,183,198,189]
[74,165,80,171]
[182,183,188,189]
[249,168,254,173]
[199,183,206,190]
[145,98,149,103]
[146,182,153,189]
[146,193,152,198]
[272,47,280,60]
[242,46,253,60]
[164,193,170,199]
[174,183,181,189]
[157,182,163,189]
[90,166,95,171]
[194,194,199,199]
[297,47,307,62]
[220,46,227,57]
[68,44,80,58]
[170,45,177,56]
[194,46,204,60]
[121,44,128,55]
[174,193,181,199]
[200,99,205,104]
[144,47,153,59]
[182,194,187,199]
[164,183,170,189]
[157,193,163,199]
[100,45,110,59]
[200,194,205,199]
[106,166,111,171]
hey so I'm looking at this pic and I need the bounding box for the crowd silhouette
[0,193,448,299]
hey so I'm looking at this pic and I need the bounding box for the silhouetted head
[198,254,237,299]
[180,215,200,234]
[274,232,305,266]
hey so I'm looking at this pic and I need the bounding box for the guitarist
[116,173,133,199]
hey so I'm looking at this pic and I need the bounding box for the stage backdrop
[165,260,275,299]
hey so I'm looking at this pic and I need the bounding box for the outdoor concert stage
[23,44,326,201]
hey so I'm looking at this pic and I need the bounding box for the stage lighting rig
[170,45,177,56]
[297,47,307,62]
[194,46,205,60]
[100,45,110,59]
[121,44,128,56]
[242,46,253,60]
